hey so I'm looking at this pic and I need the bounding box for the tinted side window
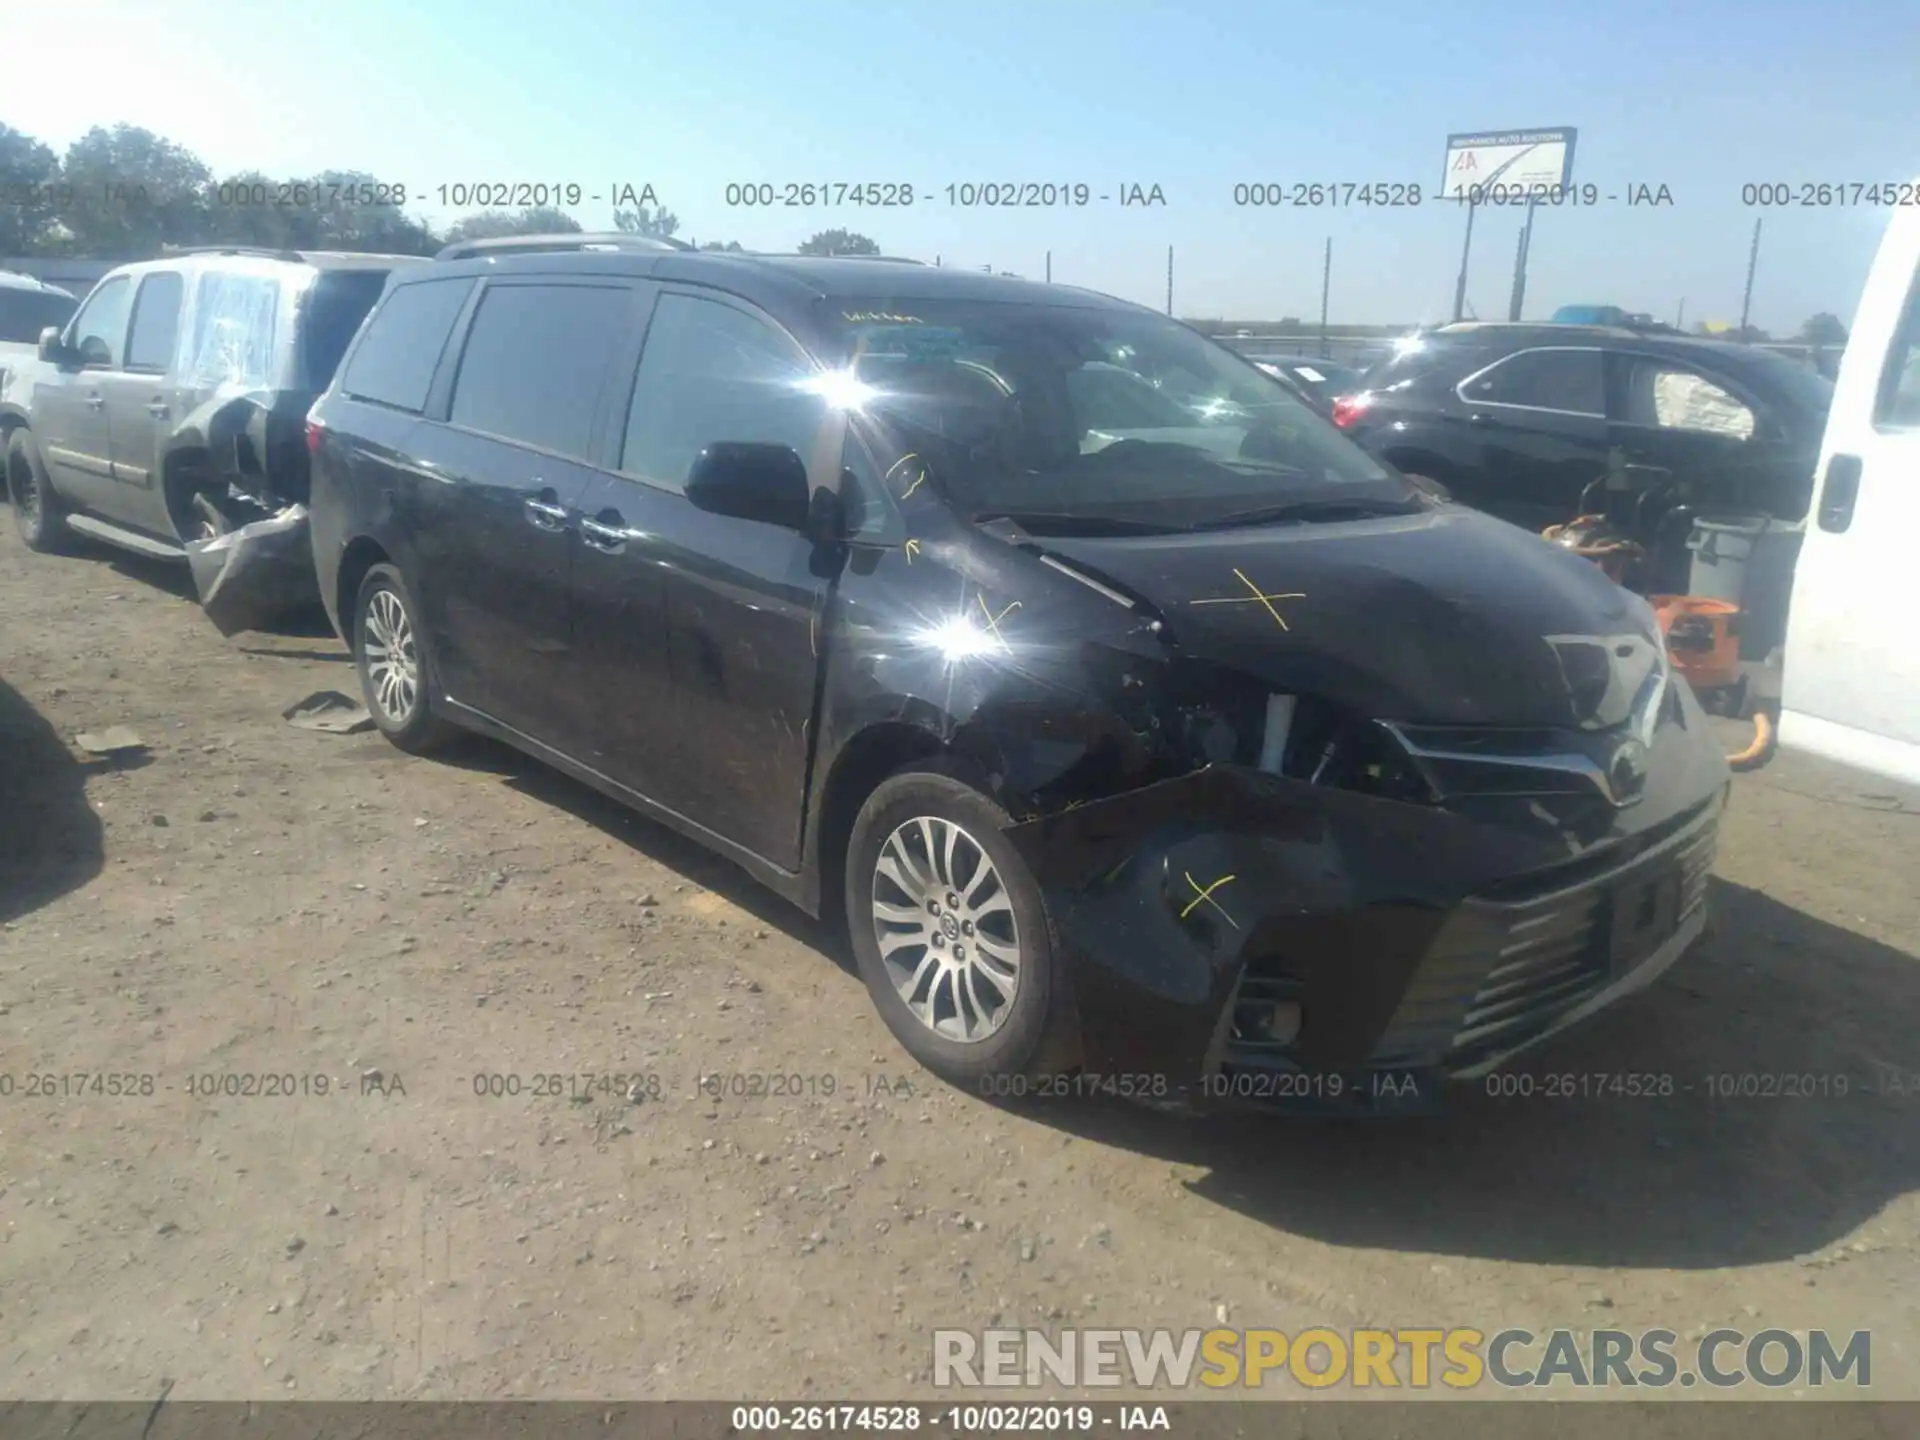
[1875,264,1920,430]
[340,277,474,413]
[1465,349,1605,414]
[70,275,133,369]
[1621,359,1755,439]
[447,284,631,460]
[125,272,184,373]
[0,287,76,343]
[302,270,392,389]
[621,293,828,493]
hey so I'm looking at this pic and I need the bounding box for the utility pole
[1451,194,1478,322]
[1507,198,1538,321]
[1675,297,1686,330]
[1045,250,1051,283]
[1166,245,1173,315]
[1738,217,1763,338]
[1318,237,1332,358]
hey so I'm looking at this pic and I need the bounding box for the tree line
[0,122,882,259]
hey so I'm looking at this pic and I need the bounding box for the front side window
[125,272,184,373]
[620,292,832,492]
[448,283,630,460]
[819,297,1406,531]
[339,277,474,414]
[1621,359,1756,439]
[68,275,133,369]
[1462,349,1606,415]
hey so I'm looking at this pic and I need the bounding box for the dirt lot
[1,520,1917,1405]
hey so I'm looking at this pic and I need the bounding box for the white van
[1779,193,1920,786]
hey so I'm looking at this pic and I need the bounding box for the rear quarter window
[0,287,77,344]
[302,270,395,390]
[339,276,475,413]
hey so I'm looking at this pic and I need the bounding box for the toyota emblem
[1607,738,1650,804]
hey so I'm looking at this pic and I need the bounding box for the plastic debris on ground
[186,504,319,637]
[281,690,374,735]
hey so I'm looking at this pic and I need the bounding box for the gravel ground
[1,522,1916,1404]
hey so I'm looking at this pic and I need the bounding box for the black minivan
[307,236,1730,1111]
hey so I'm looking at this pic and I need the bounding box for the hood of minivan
[1028,506,1662,729]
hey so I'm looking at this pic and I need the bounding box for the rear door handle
[579,513,628,553]
[85,394,105,411]
[523,487,570,532]
[1817,453,1863,533]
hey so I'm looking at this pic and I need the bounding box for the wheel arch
[810,719,951,928]
[335,535,393,640]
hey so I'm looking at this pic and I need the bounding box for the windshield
[825,297,1410,530]
[0,285,77,344]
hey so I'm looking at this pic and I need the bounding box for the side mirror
[37,326,69,364]
[685,442,812,531]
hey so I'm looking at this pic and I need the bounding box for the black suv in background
[4,247,422,561]
[306,237,1731,1110]
[1334,323,1833,533]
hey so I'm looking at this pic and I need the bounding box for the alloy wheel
[870,815,1022,1042]
[362,587,421,726]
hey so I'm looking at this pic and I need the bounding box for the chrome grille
[1366,803,1719,1070]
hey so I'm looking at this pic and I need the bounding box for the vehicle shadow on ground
[431,733,851,964]
[1027,877,1920,1271]
[0,674,105,924]
[405,732,1920,1271]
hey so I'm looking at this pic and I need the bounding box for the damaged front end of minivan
[833,505,1732,1115]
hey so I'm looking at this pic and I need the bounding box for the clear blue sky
[15,0,1918,329]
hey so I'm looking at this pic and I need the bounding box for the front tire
[6,429,71,554]
[845,769,1075,1088]
[353,563,458,754]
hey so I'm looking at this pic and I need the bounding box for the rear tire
[845,768,1076,1090]
[352,563,458,754]
[6,429,71,554]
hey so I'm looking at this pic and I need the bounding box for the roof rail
[159,244,308,262]
[434,231,694,261]
[704,250,929,264]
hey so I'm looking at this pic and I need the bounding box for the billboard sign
[1441,128,1577,201]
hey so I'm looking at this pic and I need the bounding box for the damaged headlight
[1116,659,1438,804]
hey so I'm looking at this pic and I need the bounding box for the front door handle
[85,394,105,411]
[523,487,570,532]
[579,513,628,553]
[146,399,170,419]
[1817,453,1863,533]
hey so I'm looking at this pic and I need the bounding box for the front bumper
[1003,756,1724,1117]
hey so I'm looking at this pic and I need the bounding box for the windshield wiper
[972,509,1184,536]
[1186,495,1424,531]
